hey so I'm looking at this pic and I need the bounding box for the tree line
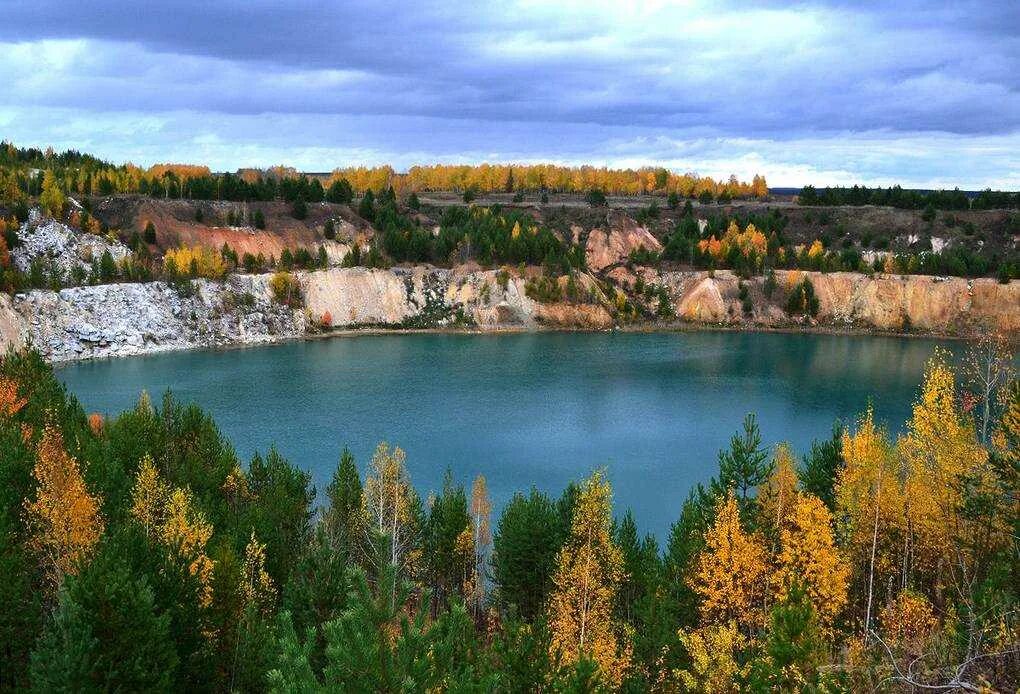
[0,141,767,208]
[0,336,1016,691]
[657,209,1018,282]
[798,184,1020,211]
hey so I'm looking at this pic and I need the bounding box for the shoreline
[50,319,968,367]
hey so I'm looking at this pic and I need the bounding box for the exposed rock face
[585,212,663,272]
[5,265,1017,363]
[17,275,302,362]
[657,269,1019,334]
[0,293,25,353]
[12,217,132,281]
[807,272,1020,333]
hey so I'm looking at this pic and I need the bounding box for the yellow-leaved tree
[548,470,630,685]
[161,487,215,607]
[39,170,65,218]
[132,459,217,609]
[897,352,989,580]
[362,443,420,587]
[690,491,768,633]
[672,621,747,693]
[241,530,275,613]
[835,406,901,634]
[130,454,170,538]
[24,422,104,588]
[774,493,849,631]
[757,443,799,548]
[0,376,27,418]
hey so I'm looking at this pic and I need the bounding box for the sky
[1,0,1018,188]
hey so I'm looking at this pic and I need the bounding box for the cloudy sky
[1,0,1018,187]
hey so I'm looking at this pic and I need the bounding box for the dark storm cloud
[0,0,1017,185]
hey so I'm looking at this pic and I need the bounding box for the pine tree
[323,447,362,558]
[799,423,844,510]
[266,612,320,693]
[29,535,178,692]
[715,413,771,524]
[748,584,826,691]
[492,488,564,620]
[425,472,473,611]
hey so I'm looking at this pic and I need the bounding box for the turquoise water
[56,332,951,538]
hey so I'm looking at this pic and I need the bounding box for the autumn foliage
[330,163,768,198]
[24,422,104,586]
[0,343,1016,691]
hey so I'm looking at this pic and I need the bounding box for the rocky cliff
[658,269,1019,334]
[3,267,1016,362]
[13,275,302,361]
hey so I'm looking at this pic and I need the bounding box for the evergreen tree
[323,447,362,557]
[280,529,350,674]
[29,533,178,692]
[492,488,564,620]
[266,612,320,692]
[748,584,827,691]
[357,190,375,222]
[714,413,771,524]
[425,472,473,611]
[799,423,844,510]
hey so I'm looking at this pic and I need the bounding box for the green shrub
[785,277,820,317]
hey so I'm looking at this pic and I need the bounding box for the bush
[463,188,477,204]
[324,219,336,240]
[524,275,563,302]
[585,189,607,208]
[358,191,376,222]
[786,277,820,317]
[143,221,157,245]
[269,271,303,308]
[291,197,307,220]
[325,178,354,204]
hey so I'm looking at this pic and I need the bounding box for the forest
[0,335,1016,692]
[0,142,765,204]
[798,185,1020,211]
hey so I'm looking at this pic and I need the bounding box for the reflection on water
[57,331,956,538]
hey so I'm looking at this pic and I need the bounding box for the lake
[56,331,952,538]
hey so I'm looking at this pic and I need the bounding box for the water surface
[57,331,951,538]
